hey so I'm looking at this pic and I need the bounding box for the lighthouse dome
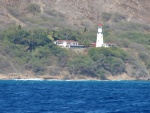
[98,24,102,27]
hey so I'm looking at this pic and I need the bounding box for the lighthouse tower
[96,24,104,47]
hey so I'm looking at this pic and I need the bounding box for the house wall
[55,40,79,47]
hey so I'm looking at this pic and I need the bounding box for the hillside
[0,0,150,80]
[0,0,150,30]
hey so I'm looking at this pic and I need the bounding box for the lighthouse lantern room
[96,24,104,47]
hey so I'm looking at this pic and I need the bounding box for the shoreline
[0,78,149,82]
[0,73,149,81]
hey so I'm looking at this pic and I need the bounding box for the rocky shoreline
[0,73,149,81]
[0,74,99,81]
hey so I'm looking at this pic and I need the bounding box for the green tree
[51,45,69,67]
[88,47,127,75]
[110,58,126,75]
[18,24,22,30]
[67,55,94,75]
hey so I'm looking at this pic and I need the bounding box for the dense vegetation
[0,21,149,79]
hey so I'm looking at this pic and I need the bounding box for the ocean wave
[13,78,44,81]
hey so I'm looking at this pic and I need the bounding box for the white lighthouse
[96,24,104,47]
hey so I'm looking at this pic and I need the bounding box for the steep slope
[0,0,150,30]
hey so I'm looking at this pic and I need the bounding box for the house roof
[56,40,78,43]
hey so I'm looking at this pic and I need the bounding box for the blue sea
[0,80,150,113]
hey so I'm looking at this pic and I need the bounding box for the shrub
[88,47,128,75]
[67,55,94,75]
[146,62,150,69]
[96,68,107,79]
[0,57,10,73]
[25,57,46,75]
[111,13,126,22]
[102,12,112,22]
[27,3,41,15]
[139,52,149,63]
[110,58,126,75]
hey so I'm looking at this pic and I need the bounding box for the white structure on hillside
[95,24,116,47]
[96,24,104,47]
[54,24,117,48]
[54,40,79,47]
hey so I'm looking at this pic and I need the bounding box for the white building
[96,24,116,47]
[96,24,104,47]
[54,40,79,47]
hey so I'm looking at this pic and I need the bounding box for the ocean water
[0,80,150,113]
